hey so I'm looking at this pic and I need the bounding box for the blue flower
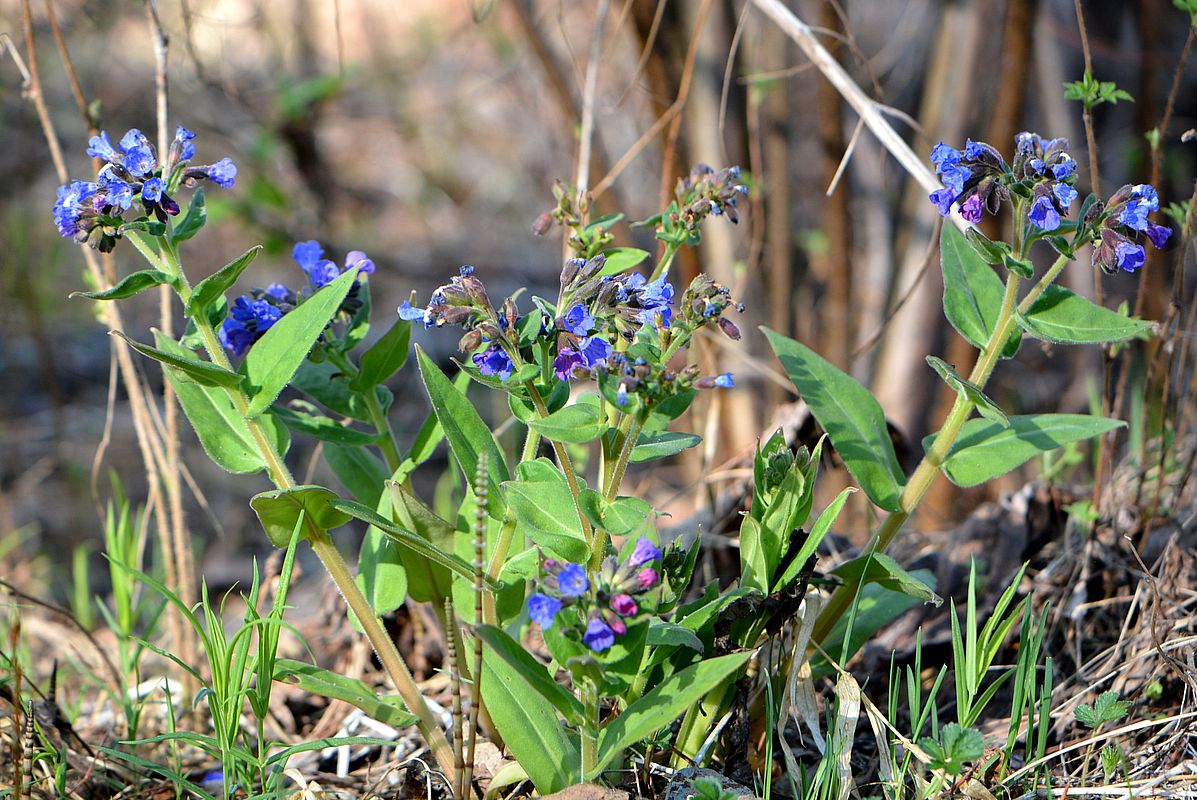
[346,250,376,275]
[98,167,134,211]
[1115,240,1145,272]
[929,188,956,216]
[939,163,970,195]
[615,383,629,407]
[1028,195,1061,231]
[120,129,156,176]
[577,336,613,369]
[583,617,615,652]
[627,537,662,567]
[1053,182,1078,208]
[219,296,283,356]
[265,282,291,300]
[553,346,585,380]
[562,303,595,336]
[930,142,961,169]
[52,180,99,238]
[1051,157,1077,180]
[473,344,514,380]
[173,126,196,162]
[199,157,237,189]
[714,373,735,388]
[308,260,341,287]
[637,277,674,327]
[86,131,122,164]
[141,177,165,203]
[962,139,985,160]
[398,301,430,323]
[528,593,563,629]
[558,564,590,597]
[293,240,324,270]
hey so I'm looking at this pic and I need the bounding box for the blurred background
[1,0,1195,599]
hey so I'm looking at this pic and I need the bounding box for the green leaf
[332,499,496,589]
[920,723,984,776]
[1019,285,1153,344]
[72,269,177,301]
[185,246,262,318]
[928,414,1124,487]
[384,483,454,603]
[274,659,416,729]
[594,652,752,776]
[350,318,411,391]
[250,486,349,546]
[153,332,289,475]
[646,619,704,653]
[475,625,585,726]
[243,267,359,418]
[324,444,388,506]
[116,330,243,388]
[481,646,580,793]
[814,571,934,677]
[629,431,701,463]
[926,356,1008,427]
[528,401,606,444]
[598,247,650,276]
[416,347,509,517]
[771,487,855,594]
[1076,690,1130,729]
[763,328,905,512]
[503,480,587,562]
[940,224,1020,358]
[272,405,384,447]
[171,189,207,244]
[832,552,941,605]
[578,491,653,536]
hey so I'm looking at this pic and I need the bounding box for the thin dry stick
[41,0,88,127]
[575,0,610,202]
[750,0,968,232]
[657,0,716,215]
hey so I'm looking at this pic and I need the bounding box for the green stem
[524,380,594,549]
[326,350,403,472]
[605,414,644,503]
[520,425,542,463]
[648,241,681,283]
[136,233,458,783]
[581,685,600,781]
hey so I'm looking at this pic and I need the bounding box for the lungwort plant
[56,118,1167,796]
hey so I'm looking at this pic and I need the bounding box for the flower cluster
[53,126,236,252]
[527,537,663,652]
[219,240,375,356]
[928,139,1011,224]
[674,164,749,226]
[398,254,744,406]
[1090,184,1171,273]
[1012,133,1079,231]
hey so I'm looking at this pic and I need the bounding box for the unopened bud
[718,317,741,340]
[458,329,483,352]
[531,212,554,236]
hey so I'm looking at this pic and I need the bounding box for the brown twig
[657,0,716,215]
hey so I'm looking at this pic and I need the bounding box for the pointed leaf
[185,246,262,318]
[629,431,701,463]
[926,356,1008,427]
[1019,284,1153,344]
[251,485,349,546]
[578,490,652,536]
[832,552,942,605]
[384,482,454,603]
[170,188,207,244]
[243,267,359,417]
[416,347,509,517]
[475,625,585,726]
[272,405,383,447]
[941,224,1021,358]
[594,652,752,775]
[73,269,177,301]
[598,247,650,276]
[927,413,1124,487]
[772,487,855,593]
[763,328,905,511]
[116,330,243,388]
[350,318,411,391]
[481,646,580,793]
[646,620,704,653]
[274,659,416,729]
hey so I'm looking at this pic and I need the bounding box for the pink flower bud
[610,594,638,616]
[636,567,659,591]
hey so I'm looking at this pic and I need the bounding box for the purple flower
[1028,195,1061,231]
[562,303,594,336]
[714,373,735,389]
[473,344,514,380]
[558,564,590,597]
[1115,240,1146,272]
[610,594,638,616]
[528,593,563,629]
[346,250,375,275]
[929,188,956,217]
[960,194,984,223]
[307,260,341,288]
[636,567,659,591]
[583,617,615,652]
[627,537,662,568]
[554,346,585,380]
[1146,224,1172,249]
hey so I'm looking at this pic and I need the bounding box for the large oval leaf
[244,267,359,417]
[250,485,350,546]
[503,480,587,562]
[475,625,585,726]
[763,328,905,512]
[1019,285,1153,344]
[928,413,1125,487]
[528,401,606,444]
[941,224,1020,358]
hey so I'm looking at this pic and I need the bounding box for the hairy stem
[524,380,594,550]
[326,349,403,472]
